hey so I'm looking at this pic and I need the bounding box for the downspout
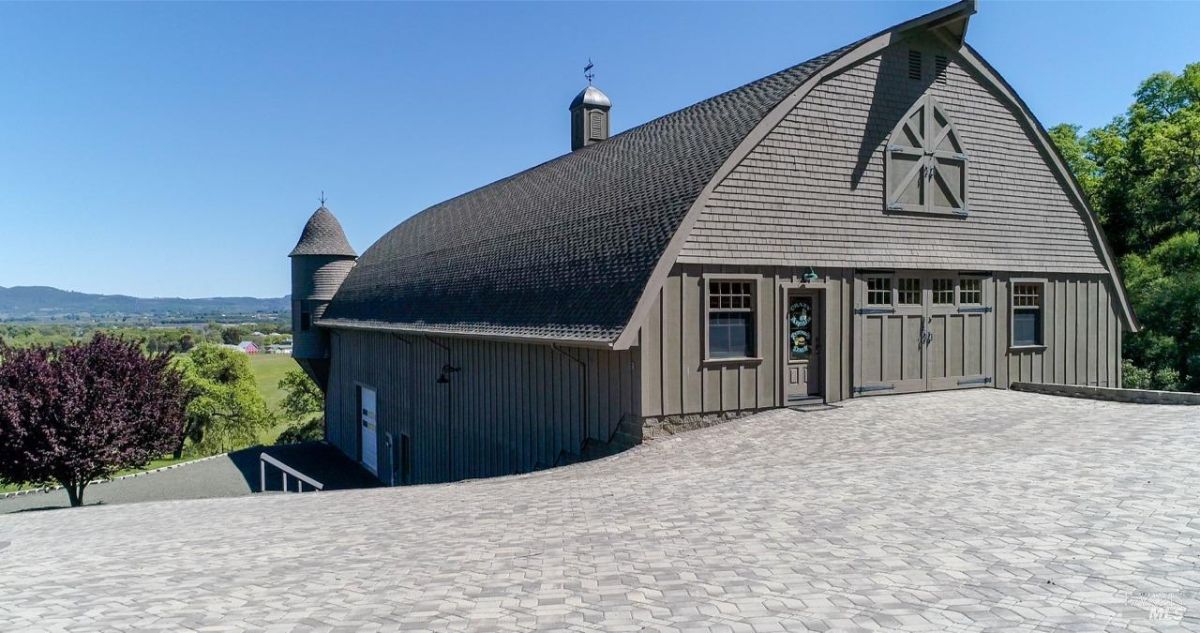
[552,344,589,456]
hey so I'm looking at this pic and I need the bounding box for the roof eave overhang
[316,318,617,350]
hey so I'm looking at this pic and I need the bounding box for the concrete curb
[1,453,229,499]
[1012,382,1200,405]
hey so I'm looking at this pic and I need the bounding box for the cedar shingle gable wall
[320,48,852,343]
[678,38,1110,274]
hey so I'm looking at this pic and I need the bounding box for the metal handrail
[260,453,324,493]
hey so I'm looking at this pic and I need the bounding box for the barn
[289,0,1136,485]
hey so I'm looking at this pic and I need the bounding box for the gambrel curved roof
[321,0,1135,346]
[320,47,852,343]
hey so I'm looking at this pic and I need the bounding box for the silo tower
[289,204,356,390]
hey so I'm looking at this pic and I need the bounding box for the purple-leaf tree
[0,334,187,507]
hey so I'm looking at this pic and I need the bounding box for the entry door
[360,386,378,474]
[784,291,822,402]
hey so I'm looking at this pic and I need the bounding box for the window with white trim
[1011,283,1043,347]
[708,280,755,359]
[886,95,969,215]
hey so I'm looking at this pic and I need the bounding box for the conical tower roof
[289,206,356,257]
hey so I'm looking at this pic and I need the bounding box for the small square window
[897,278,921,305]
[959,278,982,305]
[867,277,892,306]
[932,278,954,305]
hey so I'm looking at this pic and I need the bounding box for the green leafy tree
[1120,232,1200,390]
[1048,123,1100,206]
[173,344,273,457]
[279,368,323,420]
[276,368,324,444]
[220,326,246,345]
[1064,64,1200,256]
[1051,62,1200,391]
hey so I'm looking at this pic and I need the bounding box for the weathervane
[319,190,327,206]
[584,58,595,84]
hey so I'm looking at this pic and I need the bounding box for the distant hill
[0,286,290,323]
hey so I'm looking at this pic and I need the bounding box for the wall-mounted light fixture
[803,267,820,283]
[437,364,461,384]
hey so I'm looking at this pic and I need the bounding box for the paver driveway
[2,390,1199,632]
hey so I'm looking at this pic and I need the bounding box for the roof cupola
[569,61,611,151]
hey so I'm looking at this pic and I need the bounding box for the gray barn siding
[639,264,853,417]
[678,37,1109,276]
[326,329,639,484]
[994,274,1123,388]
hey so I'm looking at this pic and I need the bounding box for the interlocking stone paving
[2,390,1199,632]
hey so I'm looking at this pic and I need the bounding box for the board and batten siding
[994,274,1123,388]
[326,329,639,484]
[639,264,853,418]
[678,36,1110,276]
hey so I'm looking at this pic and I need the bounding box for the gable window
[866,276,893,306]
[1011,282,1044,348]
[897,278,922,305]
[932,278,954,305]
[959,278,983,305]
[707,280,756,359]
[886,95,969,216]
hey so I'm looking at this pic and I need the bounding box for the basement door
[853,271,993,396]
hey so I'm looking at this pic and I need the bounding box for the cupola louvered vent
[935,55,949,84]
[589,110,604,140]
[908,50,922,80]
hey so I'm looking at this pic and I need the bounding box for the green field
[247,353,302,444]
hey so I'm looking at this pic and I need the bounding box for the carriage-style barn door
[853,271,993,396]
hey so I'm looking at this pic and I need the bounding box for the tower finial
[584,58,595,85]
[319,190,327,207]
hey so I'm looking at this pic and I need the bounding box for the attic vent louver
[908,50,922,80]
[935,55,949,84]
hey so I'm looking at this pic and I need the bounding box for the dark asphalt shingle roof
[289,207,357,257]
[321,46,853,343]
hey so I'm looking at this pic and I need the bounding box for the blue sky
[0,1,1195,298]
